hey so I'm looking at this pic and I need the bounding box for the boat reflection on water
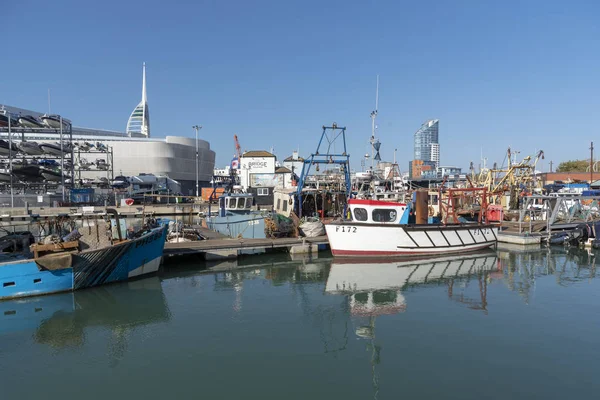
[326,250,499,317]
[0,277,170,361]
[325,251,499,399]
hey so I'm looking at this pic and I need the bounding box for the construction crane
[233,134,242,160]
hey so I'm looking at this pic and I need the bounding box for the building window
[353,207,368,221]
[257,188,269,196]
[372,209,397,223]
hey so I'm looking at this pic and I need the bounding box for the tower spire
[142,62,147,103]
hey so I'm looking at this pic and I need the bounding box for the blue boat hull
[207,214,267,239]
[0,225,168,300]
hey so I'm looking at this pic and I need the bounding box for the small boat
[95,158,109,170]
[40,114,72,130]
[95,142,108,152]
[0,168,14,182]
[38,159,59,167]
[40,167,63,182]
[206,192,267,239]
[17,140,44,156]
[39,142,72,156]
[325,195,498,258]
[0,213,168,300]
[18,115,44,128]
[12,162,43,181]
[0,109,18,128]
[0,139,19,157]
[111,175,130,189]
[74,142,92,152]
[77,158,93,169]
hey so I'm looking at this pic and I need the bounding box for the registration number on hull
[335,226,357,233]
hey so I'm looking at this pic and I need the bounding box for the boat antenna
[47,88,51,114]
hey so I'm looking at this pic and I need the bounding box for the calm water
[1,246,600,399]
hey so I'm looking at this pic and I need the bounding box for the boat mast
[369,75,379,170]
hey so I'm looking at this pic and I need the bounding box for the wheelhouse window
[372,208,397,223]
[282,200,288,212]
[237,198,246,209]
[353,207,368,221]
[257,188,269,196]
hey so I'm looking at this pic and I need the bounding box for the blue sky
[2,0,599,172]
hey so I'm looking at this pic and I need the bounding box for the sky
[2,0,599,173]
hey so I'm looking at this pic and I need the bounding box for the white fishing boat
[325,197,498,258]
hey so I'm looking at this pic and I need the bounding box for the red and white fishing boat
[325,196,498,258]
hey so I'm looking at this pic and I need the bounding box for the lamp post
[192,125,202,197]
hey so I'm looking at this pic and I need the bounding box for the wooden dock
[164,236,330,257]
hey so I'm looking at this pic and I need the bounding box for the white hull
[325,222,498,257]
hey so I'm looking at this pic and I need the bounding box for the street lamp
[192,125,202,197]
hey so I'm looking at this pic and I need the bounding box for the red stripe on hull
[348,199,407,207]
[331,243,494,257]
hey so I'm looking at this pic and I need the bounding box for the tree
[556,159,590,172]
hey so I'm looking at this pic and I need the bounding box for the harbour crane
[234,134,242,160]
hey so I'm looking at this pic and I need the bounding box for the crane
[234,134,242,160]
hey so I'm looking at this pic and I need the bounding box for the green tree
[556,159,590,172]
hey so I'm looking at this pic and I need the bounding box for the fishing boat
[18,115,44,128]
[40,114,71,130]
[39,142,72,156]
[0,139,19,156]
[325,190,498,257]
[17,140,44,156]
[0,213,168,300]
[206,192,267,239]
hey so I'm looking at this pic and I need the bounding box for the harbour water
[1,247,599,399]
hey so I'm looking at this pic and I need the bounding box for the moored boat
[0,214,168,300]
[325,196,498,258]
[206,192,267,239]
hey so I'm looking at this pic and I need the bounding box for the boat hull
[325,222,498,257]
[39,144,71,156]
[0,225,168,300]
[206,214,267,239]
[18,142,45,156]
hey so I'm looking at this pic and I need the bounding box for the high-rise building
[413,119,439,164]
[429,143,440,168]
[126,63,150,138]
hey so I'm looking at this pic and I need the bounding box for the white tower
[126,63,150,137]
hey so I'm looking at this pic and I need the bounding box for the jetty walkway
[164,235,329,259]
